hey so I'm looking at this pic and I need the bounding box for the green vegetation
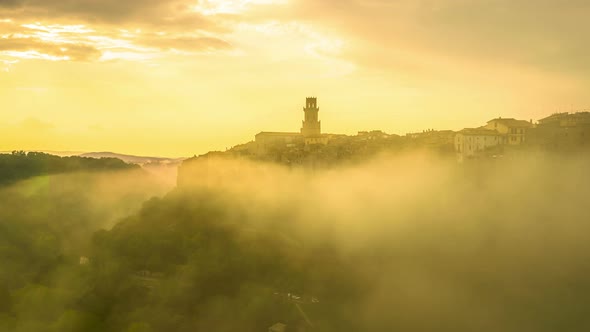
[0,156,171,332]
[0,151,138,186]
[0,183,360,331]
[2,151,590,331]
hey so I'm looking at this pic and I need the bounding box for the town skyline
[2,95,588,158]
[2,1,590,157]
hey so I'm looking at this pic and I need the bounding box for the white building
[455,128,501,161]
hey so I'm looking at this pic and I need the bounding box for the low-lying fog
[1,151,590,331]
[178,151,590,330]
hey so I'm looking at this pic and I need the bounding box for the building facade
[527,112,590,150]
[483,118,533,145]
[301,97,321,138]
[254,132,303,155]
[455,117,534,161]
[455,128,501,162]
[406,129,456,147]
[254,97,329,155]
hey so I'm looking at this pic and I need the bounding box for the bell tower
[301,97,321,137]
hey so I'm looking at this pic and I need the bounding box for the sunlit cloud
[0,17,237,65]
[0,35,101,61]
[194,0,288,15]
[99,50,157,62]
[1,0,589,156]
[1,50,69,61]
[139,35,232,52]
[231,20,354,77]
[21,23,94,34]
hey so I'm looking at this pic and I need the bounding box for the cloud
[1,0,588,88]
[0,22,234,64]
[0,0,217,30]
[0,0,21,7]
[0,36,101,61]
[284,0,590,79]
[0,1,247,64]
[139,35,232,52]
[411,0,590,74]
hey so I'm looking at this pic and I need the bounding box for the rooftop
[255,132,302,137]
[459,128,500,136]
[539,111,590,122]
[487,118,532,127]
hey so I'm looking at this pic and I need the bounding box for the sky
[1,0,589,157]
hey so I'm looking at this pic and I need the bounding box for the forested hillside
[3,153,590,331]
[0,152,138,186]
[0,166,171,332]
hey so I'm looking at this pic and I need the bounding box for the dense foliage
[0,152,138,186]
[2,152,590,331]
[0,183,361,332]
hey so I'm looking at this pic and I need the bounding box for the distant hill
[0,150,84,157]
[80,152,186,165]
[0,151,139,186]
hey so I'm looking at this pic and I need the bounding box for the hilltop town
[182,97,590,169]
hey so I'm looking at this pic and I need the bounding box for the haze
[3,150,590,331]
[2,0,590,156]
[2,1,590,331]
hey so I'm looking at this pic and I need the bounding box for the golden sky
[1,0,589,157]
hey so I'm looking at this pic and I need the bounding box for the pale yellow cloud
[0,36,101,61]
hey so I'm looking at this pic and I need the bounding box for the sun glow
[194,0,288,15]
[1,50,68,61]
[1,0,588,156]
[21,23,94,34]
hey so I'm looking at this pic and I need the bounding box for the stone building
[301,97,321,138]
[254,97,329,155]
[483,118,533,145]
[527,112,590,150]
[455,128,502,162]
[455,117,534,161]
[254,132,303,155]
[406,129,456,147]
